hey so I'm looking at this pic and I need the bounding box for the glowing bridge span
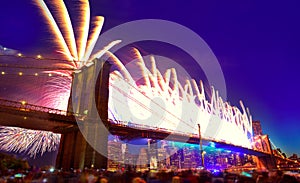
[0,98,270,157]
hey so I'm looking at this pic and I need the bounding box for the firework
[34,0,120,110]
[0,1,119,157]
[107,49,253,148]
[34,0,118,66]
[0,126,61,158]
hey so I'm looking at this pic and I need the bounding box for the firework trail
[83,16,105,63]
[75,0,90,62]
[34,0,73,61]
[0,126,61,158]
[46,0,78,61]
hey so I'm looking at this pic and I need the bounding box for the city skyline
[107,136,251,171]
[0,0,300,158]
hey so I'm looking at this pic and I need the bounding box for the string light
[0,53,87,63]
[0,71,69,77]
[0,64,75,71]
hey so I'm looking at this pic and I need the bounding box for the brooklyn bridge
[0,0,299,174]
[0,58,298,171]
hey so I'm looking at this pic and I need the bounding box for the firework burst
[0,126,61,158]
[107,48,253,148]
[0,1,119,157]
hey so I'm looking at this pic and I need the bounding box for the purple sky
[0,0,300,157]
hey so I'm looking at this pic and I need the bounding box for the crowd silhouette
[1,166,299,183]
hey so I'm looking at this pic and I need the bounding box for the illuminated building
[157,148,166,169]
[107,140,122,171]
[136,148,148,171]
[182,147,192,169]
[235,153,242,166]
[148,139,158,170]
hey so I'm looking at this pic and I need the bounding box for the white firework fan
[0,126,61,158]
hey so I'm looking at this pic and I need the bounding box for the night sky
[0,0,300,158]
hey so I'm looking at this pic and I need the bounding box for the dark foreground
[1,168,300,183]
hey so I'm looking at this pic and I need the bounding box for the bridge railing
[0,98,72,116]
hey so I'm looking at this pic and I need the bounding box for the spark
[0,126,61,158]
[40,75,71,110]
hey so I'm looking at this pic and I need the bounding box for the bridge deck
[0,99,76,132]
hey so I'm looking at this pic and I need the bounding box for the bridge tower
[252,134,277,170]
[56,59,111,170]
